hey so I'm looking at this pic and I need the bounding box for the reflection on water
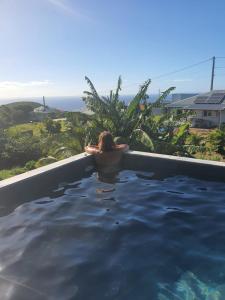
[158,271,225,300]
[0,170,225,299]
[97,170,119,184]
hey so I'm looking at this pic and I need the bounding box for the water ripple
[0,170,225,299]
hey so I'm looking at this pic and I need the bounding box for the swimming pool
[1,167,225,300]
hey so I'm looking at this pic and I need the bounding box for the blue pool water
[0,170,225,299]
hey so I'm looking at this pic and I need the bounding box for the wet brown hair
[98,131,115,152]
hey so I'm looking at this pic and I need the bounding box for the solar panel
[207,92,225,104]
[194,96,208,104]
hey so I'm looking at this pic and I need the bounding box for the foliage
[152,87,175,108]
[82,76,200,156]
[35,156,58,168]
[44,118,61,134]
[66,112,89,148]
[83,76,151,140]
[0,102,40,128]
[0,167,28,180]
[7,122,44,137]
[83,76,176,149]
[0,135,42,169]
[130,129,155,151]
[208,129,225,154]
[186,133,203,146]
[25,160,36,170]
[1,78,225,180]
[0,119,83,179]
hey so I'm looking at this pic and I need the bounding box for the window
[203,110,213,117]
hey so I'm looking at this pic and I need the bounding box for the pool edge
[0,151,225,201]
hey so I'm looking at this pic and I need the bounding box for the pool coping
[0,151,225,191]
[0,152,91,189]
[125,151,225,167]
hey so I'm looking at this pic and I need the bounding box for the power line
[124,58,211,87]
[98,57,212,94]
[151,58,211,80]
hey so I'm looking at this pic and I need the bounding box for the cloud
[46,0,90,21]
[0,80,52,89]
[172,79,193,82]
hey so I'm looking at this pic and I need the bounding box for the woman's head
[98,131,115,152]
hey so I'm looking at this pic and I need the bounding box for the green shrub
[208,129,225,154]
[186,133,202,146]
[25,160,36,170]
[35,156,57,168]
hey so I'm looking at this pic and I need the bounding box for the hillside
[0,101,41,128]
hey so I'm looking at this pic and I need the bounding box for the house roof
[167,90,225,111]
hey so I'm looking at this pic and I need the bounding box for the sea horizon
[0,94,173,112]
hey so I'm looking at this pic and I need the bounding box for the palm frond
[114,76,122,102]
[126,79,151,119]
[84,76,100,99]
[131,129,154,151]
[154,86,176,107]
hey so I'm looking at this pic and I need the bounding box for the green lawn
[7,122,45,137]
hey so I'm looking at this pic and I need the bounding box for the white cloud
[46,0,90,20]
[0,80,52,89]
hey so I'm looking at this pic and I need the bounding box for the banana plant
[83,76,153,148]
[82,76,179,152]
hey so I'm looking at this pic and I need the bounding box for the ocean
[0,95,170,112]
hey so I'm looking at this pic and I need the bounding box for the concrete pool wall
[0,151,225,203]
[0,153,94,204]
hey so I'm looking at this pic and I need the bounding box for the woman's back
[85,131,129,175]
[94,148,123,172]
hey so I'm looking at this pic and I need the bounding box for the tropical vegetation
[0,77,225,180]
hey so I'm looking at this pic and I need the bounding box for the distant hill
[0,101,41,128]
[2,101,40,110]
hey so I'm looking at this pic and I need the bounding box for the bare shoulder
[115,144,129,152]
[85,145,100,154]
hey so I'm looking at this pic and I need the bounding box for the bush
[44,119,61,134]
[35,156,57,168]
[0,136,42,169]
[186,133,202,146]
[25,160,36,170]
[208,129,225,154]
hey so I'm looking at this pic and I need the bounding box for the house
[167,90,225,128]
[172,93,198,102]
[33,96,61,120]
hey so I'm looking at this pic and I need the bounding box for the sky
[1,0,225,98]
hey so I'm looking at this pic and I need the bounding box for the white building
[33,96,60,120]
[167,90,225,128]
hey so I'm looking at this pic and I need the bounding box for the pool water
[0,170,225,299]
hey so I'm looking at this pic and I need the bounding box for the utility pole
[43,96,46,111]
[210,56,215,91]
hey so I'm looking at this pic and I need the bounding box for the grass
[189,128,225,162]
[7,119,69,137]
[0,166,27,180]
[194,151,225,162]
[7,122,45,137]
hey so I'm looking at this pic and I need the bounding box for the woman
[85,131,129,174]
